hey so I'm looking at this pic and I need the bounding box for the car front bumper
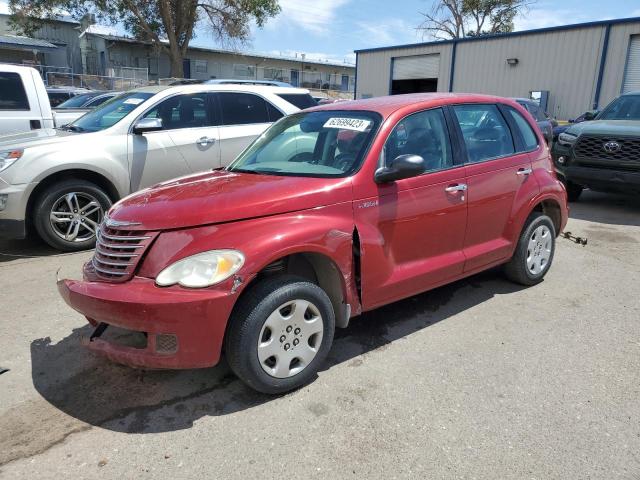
[0,178,36,239]
[57,274,242,369]
[557,165,640,193]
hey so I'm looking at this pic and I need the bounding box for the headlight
[156,249,245,288]
[558,132,578,147]
[0,149,23,173]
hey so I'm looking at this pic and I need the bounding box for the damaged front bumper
[57,276,241,369]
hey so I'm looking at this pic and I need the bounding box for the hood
[107,170,353,231]
[0,128,77,150]
[566,120,640,137]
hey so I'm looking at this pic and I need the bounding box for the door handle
[517,167,533,176]
[445,184,468,192]
[197,136,216,146]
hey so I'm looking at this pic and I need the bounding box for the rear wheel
[33,180,111,251]
[225,275,335,394]
[504,213,556,286]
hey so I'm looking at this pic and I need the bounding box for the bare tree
[419,0,534,40]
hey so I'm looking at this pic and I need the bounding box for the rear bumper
[560,165,640,193]
[57,275,240,369]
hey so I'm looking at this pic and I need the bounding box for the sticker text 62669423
[323,117,372,132]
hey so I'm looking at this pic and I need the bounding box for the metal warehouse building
[354,17,640,119]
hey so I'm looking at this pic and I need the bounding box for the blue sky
[3,0,640,65]
[197,0,640,65]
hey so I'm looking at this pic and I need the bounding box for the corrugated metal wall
[355,20,640,120]
[356,43,453,98]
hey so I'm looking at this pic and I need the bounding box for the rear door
[450,103,539,272]
[214,92,284,166]
[0,70,43,134]
[355,107,468,309]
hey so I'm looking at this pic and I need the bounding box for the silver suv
[0,84,312,250]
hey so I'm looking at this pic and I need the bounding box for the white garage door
[393,54,440,80]
[622,35,640,94]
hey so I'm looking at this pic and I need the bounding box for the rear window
[48,92,72,107]
[277,93,318,110]
[0,72,30,110]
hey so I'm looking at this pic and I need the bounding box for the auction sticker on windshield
[324,118,372,132]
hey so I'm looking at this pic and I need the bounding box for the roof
[87,32,355,69]
[308,92,514,118]
[132,83,311,95]
[0,34,58,51]
[355,16,640,54]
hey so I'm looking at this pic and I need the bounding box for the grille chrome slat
[91,224,157,282]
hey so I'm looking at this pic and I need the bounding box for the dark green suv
[552,92,640,201]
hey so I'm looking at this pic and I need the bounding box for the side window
[0,73,30,110]
[384,108,453,172]
[453,104,515,163]
[218,92,271,125]
[266,101,284,122]
[142,93,211,130]
[506,107,539,151]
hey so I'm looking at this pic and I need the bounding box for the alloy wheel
[49,192,104,243]
[257,299,324,378]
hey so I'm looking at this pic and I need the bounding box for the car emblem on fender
[603,141,621,153]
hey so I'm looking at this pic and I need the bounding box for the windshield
[598,95,640,121]
[66,91,155,132]
[56,93,98,109]
[227,110,381,177]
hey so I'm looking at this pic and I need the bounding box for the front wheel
[225,275,335,394]
[33,179,112,251]
[504,213,556,286]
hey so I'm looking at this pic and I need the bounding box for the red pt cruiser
[59,93,568,394]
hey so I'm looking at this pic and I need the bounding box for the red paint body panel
[58,93,569,370]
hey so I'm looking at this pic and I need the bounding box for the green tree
[9,0,280,77]
[419,0,534,39]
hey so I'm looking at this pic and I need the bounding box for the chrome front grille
[91,225,157,282]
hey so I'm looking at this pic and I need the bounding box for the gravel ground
[0,190,638,479]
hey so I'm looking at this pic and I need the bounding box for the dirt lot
[0,190,638,479]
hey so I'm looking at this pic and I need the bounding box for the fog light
[0,194,7,211]
[557,156,566,165]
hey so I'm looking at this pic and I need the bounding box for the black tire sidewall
[34,180,112,251]
[226,276,335,394]
[518,214,556,283]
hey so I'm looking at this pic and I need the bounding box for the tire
[504,212,556,286]
[565,181,583,202]
[33,179,112,252]
[225,275,335,394]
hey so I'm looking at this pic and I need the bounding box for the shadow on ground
[569,190,640,227]
[0,236,67,263]
[25,269,525,439]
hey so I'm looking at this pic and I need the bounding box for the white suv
[0,83,312,250]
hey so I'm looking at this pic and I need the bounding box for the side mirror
[583,111,598,121]
[132,117,163,134]
[374,154,425,183]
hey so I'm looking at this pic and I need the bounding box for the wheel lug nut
[293,339,299,346]
[284,343,290,350]
[286,326,292,333]
[294,328,301,335]
[279,335,286,343]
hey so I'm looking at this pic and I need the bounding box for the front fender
[138,201,360,313]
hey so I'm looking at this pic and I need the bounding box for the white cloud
[355,18,421,46]
[267,0,351,35]
[264,48,355,65]
[513,5,623,31]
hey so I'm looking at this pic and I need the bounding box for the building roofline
[90,32,355,69]
[354,15,640,54]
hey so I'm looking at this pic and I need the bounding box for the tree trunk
[168,49,184,78]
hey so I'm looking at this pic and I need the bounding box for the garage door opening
[391,78,438,95]
[391,53,440,95]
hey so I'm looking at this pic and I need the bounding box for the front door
[355,108,468,310]
[128,92,220,191]
[450,103,538,272]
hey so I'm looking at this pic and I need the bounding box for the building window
[194,60,208,74]
[263,67,284,80]
[233,64,255,79]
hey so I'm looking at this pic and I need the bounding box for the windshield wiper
[58,125,85,133]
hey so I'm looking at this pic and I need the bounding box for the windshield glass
[598,95,640,121]
[56,93,98,109]
[227,110,381,177]
[67,91,155,132]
